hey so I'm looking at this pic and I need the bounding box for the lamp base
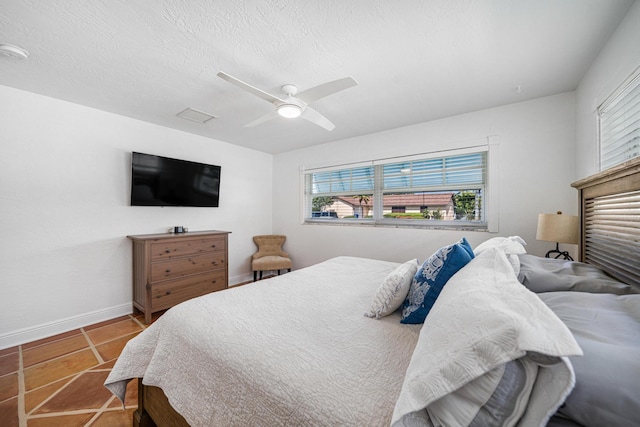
[544,242,574,261]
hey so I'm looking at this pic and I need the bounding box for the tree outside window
[312,196,335,212]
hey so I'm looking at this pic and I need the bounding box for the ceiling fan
[217,72,357,131]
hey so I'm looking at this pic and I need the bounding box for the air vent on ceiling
[176,108,216,124]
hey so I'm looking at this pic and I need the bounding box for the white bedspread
[105,252,582,426]
[105,256,423,426]
[392,249,583,427]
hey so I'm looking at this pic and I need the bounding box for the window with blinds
[584,190,640,286]
[598,68,640,171]
[303,150,487,228]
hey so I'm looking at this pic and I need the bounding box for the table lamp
[536,211,579,260]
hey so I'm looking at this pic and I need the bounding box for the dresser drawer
[150,237,226,260]
[150,271,227,311]
[150,252,226,282]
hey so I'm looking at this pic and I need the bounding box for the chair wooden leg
[259,271,263,280]
[277,270,281,275]
[287,268,291,273]
[253,271,257,282]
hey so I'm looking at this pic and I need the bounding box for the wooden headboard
[571,157,640,288]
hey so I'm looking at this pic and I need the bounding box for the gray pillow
[468,358,536,427]
[517,254,639,295]
[540,291,640,427]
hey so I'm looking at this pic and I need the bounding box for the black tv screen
[130,152,221,207]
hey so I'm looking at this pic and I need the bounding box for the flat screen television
[130,152,221,207]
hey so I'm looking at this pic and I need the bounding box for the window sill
[303,219,488,232]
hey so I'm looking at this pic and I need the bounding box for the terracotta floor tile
[85,319,144,346]
[24,377,73,414]
[91,359,117,370]
[24,349,99,391]
[84,315,132,331]
[22,329,82,350]
[13,313,146,426]
[95,332,140,362]
[27,412,95,427]
[124,378,139,408]
[23,334,90,368]
[34,371,112,413]
[0,352,19,376]
[90,407,136,427]
[0,397,18,427]
[0,346,18,357]
[0,372,18,402]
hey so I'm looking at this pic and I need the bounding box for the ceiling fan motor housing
[281,84,297,96]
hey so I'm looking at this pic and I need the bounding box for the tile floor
[0,311,162,427]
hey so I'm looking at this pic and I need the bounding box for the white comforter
[105,256,423,426]
[105,252,582,426]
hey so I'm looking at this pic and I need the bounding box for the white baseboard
[229,272,253,286]
[0,303,132,350]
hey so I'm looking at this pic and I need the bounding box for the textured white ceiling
[0,0,634,154]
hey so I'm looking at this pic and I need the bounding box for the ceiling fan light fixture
[277,103,302,118]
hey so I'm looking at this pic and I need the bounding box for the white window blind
[382,153,485,191]
[599,69,640,170]
[308,166,374,195]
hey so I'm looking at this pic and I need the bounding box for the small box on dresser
[128,230,231,324]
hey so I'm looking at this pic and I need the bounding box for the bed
[105,157,640,427]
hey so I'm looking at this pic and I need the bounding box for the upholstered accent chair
[252,235,292,281]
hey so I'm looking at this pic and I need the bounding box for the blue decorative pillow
[401,238,474,324]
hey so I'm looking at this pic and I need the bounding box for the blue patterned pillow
[401,238,474,324]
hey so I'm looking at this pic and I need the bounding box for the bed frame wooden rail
[134,378,189,427]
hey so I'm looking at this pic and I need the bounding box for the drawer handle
[166,290,171,295]
[211,244,216,248]
[165,249,171,253]
[165,268,171,273]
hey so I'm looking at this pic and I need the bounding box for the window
[598,67,640,170]
[303,148,488,229]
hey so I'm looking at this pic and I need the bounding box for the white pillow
[474,236,526,276]
[365,259,418,319]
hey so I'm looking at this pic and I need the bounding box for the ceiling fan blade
[297,77,357,104]
[217,72,284,104]
[243,110,280,128]
[301,107,335,131]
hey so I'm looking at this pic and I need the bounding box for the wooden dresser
[128,230,231,324]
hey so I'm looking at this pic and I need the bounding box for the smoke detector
[0,44,29,60]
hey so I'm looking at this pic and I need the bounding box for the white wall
[576,0,640,179]
[273,93,577,269]
[0,85,273,348]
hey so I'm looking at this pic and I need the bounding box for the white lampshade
[536,211,579,245]
[277,104,302,118]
